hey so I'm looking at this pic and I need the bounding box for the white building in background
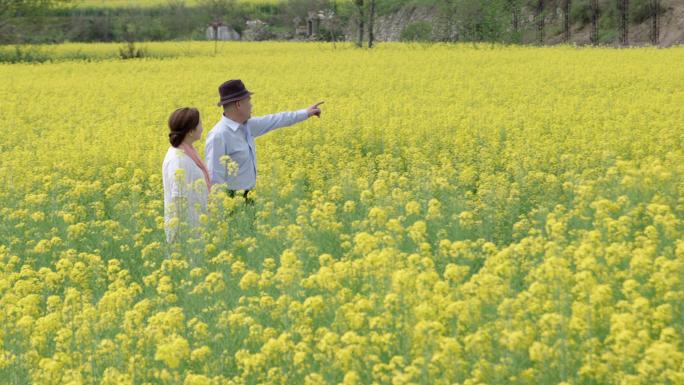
[206,25,240,41]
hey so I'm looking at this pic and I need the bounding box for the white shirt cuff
[298,109,309,120]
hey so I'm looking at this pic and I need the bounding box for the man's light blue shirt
[205,109,309,190]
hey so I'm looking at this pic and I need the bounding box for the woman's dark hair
[168,107,200,147]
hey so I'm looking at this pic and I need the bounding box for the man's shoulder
[206,122,226,141]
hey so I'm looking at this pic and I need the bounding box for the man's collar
[221,114,242,132]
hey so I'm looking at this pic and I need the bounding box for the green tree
[0,0,71,38]
[197,0,237,32]
[563,0,571,42]
[505,0,522,39]
[354,0,364,47]
[451,0,509,42]
[368,0,375,47]
[649,0,659,45]
[617,0,628,45]
[591,0,599,44]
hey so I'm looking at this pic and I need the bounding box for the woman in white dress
[162,107,212,243]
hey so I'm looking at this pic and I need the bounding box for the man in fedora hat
[205,79,324,201]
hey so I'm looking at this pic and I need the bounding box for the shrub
[118,41,146,59]
[400,21,432,41]
[0,45,49,63]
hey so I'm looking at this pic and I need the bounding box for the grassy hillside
[72,0,278,8]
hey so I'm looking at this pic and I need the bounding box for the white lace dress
[162,146,209,243]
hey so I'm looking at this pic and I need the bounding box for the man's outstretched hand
[307,101,325,118]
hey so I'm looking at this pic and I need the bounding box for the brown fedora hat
[217,79,254,107]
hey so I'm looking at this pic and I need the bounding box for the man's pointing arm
[248,101,324,137]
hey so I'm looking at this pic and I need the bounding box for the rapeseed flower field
[1,42,683,384]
